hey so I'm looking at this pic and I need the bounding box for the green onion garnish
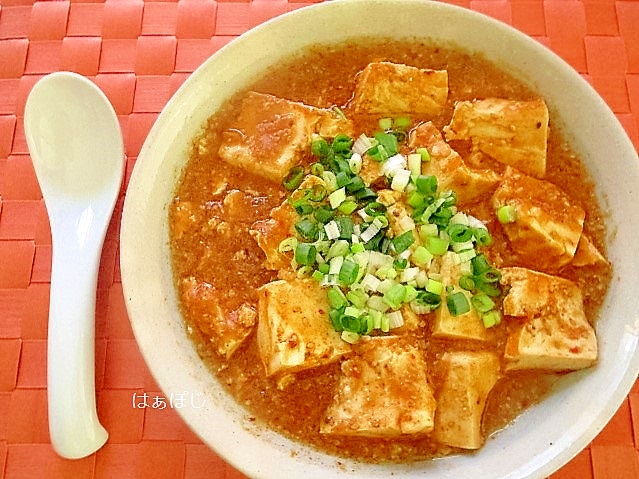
[295,218,319,242]
[481,309,502,328]
[471,293,495,313]
[415,175,438,195]
[283,166,304,191]
[374,131,399,156]
[447,291,471,316]
[338,259,359,285]
[295,242,316,266]
[392,230,415,254]
[311,135,331,157]
[497,204,517,224]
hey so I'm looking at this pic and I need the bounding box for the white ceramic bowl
[120,1,639,477]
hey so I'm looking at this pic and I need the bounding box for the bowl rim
[120,1,639,478]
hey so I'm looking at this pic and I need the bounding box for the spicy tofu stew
[169,40,611,462]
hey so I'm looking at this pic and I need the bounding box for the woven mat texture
[0,0,638,478]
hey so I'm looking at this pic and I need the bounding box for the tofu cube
[432,252,488,342]
[350,62,448,117]
[257,279,351,378]
[219,92,352,182]
[320,336,436,437]
[179,277,256,359]
[409,122,500,205]
[443,98,549,178]
[433,351,501,449]
[492,169,585,273]
[250,176,326,271]
[571,235,609,268]
[500,267,597,371]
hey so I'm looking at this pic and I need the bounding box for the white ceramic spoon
[24,72,124,459]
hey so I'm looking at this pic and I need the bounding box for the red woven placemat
[0,1,638,478]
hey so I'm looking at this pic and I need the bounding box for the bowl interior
[120,1,639,478]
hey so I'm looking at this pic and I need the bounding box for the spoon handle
[47,219,108,459]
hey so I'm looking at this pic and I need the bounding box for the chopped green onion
[477,281,502,297]
[471,254,492,275]
[327,239,350,259]
[329,187,346,209]
[335,171,350,188]
[332,134,353,154]
[374,131,399,156]
[283,166,304,190]
[295,242,316,266]
[295,218,319,242]
[379,117,393,130]
[346,289,368,309]
[346,175,365,194]
[364,201,386,217]
[497,204,517,224]
[314,205,335,224]
[310,162,324,176]
[391,169,411,192]
[426,236,449,256]
[478,268,501,284]
[447,291,471,316]
[418,223,439,241]
[376,265,397,280]
[278,236,297,253]
[341,314,362,334]
[387,310,405,329]
[394,116,412,130]
[471,293,495,313]
[393,258,408,270]
[309,184,327,202]
[324,220,340,240]
[338,259,359,285]
[447,223,473,243]
[459,274,476,291]
[335,216,354,240]
[350,241,364,253]
[329,308,344,331]
[367,144,389,162]
[294,203,313,215]
[383,283,406,310]
[311,135,331,157]
[407,153,422,176]
[415,290,441,309]
[426,278,444,295]
[338,200,358,215]
[349,154,363,174]
[354,187,376,202]
[407,191,426,210]
[367,294,390,313]
[415,175,437,195]
[320,171,337,192]
[481,309,502,328]
[344,305,362,319]
[380,314,391,333]
[456,248,476,263]
[352,134,375,156]
[416,147,431,162]
[473,227,493,246]
[341,330,360,344]
[327,286,347,309]
[411,246,433,267]
[392,230,415,254]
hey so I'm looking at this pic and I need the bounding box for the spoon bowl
[24,71,125,459]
